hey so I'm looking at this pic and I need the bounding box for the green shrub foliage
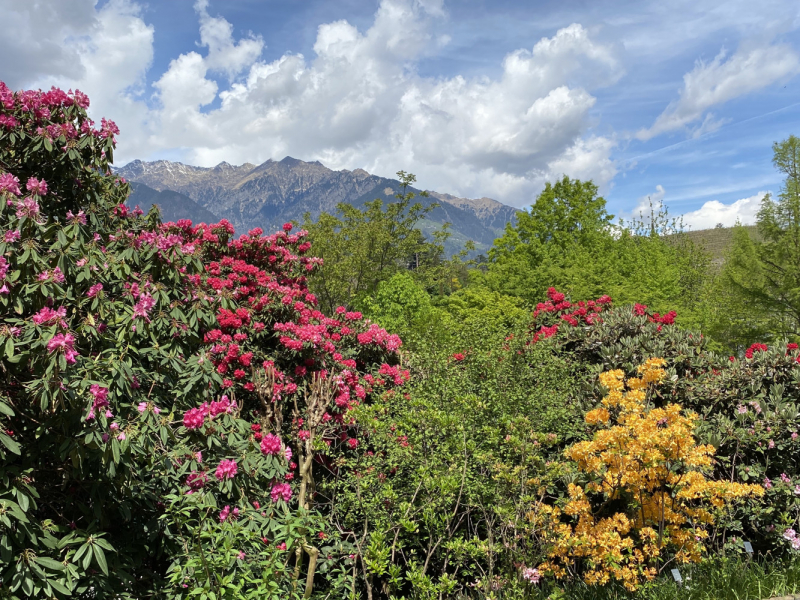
[4,81,800,600]
[0,82,408,599]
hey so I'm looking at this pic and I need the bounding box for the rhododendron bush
[527,287,800,561]
[0,82,405,599]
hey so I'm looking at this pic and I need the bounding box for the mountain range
[116,157,518,254]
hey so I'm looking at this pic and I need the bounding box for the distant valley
[117,157,519,255]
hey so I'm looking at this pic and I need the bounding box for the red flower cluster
[530,288,613,342]
[745,343,769,359]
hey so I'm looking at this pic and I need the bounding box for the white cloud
[681,192,766,229]
[0,0,622,208]
[637,42,800,140]
[149,12,621,206]
[0,0,98,88]
[194,0,263,79]
[621,185,766,231]
[0,0,156,162]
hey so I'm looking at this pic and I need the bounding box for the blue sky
[3,0,800,228]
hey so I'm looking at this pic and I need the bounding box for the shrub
[0,82,405,599]
[539,359,763,591]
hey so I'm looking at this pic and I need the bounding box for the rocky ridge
[118,157,518,252]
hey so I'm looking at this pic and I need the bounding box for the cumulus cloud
[150,9,622,206]
[622,186,766,231]
[0,0,156,161]
[0,0,98,88]
[681,192,767,229]
[0,0,623,207]
[637,42,800,140]
[194,0,263,79]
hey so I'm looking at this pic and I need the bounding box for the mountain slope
[126,182,222,225]
[118,158,518,252]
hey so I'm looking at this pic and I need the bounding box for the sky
[2,0,800,229]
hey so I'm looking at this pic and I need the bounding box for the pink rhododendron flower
[46,332,78,364]
[86,283,103,297]
[25,177,47,196]
[186,471,208,491]
[16,197,40,219]
[89,384,109,409]
[66,210,87,224]
[271,482,292,503]
[3,230,19,242]
[214,459,238,480]
[0,173,21,196]
[132,292,155,321]
[183,406,206,430]
[208,395,234,417]
[260,433,282,455]
[522,567,541,583]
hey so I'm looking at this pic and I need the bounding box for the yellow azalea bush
[537,358,764,591]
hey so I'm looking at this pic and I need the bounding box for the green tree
[720,135,800,346]
[304,172,469,313]
[485,176,708,319]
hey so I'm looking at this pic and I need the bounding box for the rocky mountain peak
[119,157,519,254]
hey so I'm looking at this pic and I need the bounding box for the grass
[520,557,800,600]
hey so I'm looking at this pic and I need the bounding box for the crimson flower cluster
[529,287,613,342]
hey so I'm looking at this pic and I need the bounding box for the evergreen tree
[721,135,800,344]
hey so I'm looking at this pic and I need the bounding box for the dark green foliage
[712,135,800,349]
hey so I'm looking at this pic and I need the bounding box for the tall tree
[303,172,447,313]
[485,176,708,315]
[721,135,800,344]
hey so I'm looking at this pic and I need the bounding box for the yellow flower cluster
[539,358,763,591]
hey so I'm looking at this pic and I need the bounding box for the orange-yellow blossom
[540,358,763,591]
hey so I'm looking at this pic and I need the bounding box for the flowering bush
[528,287,800,559]
[0,82,405,599]
[538,359,763,591]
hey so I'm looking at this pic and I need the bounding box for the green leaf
[81,544,93,571]
[35,557,65,572]
[0,433,20,455]
[92,544,109,576]
[48,578,72,595]
[4,337,13,359]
